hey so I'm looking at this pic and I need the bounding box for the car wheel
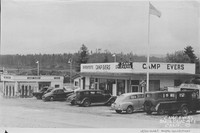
[83,99,91,107]
[144,101,152,114]
[50,96,54,101]
[181,106,189,116]
[146,110,152,115]
[116,110,122,114]
[157,108,165,115]
[168,111,174,116]
[71,101,75,105]
[126,106,134,114]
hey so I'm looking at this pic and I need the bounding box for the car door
[95,91,105,103]
[130,95,139,109]
[57,89,66,100]
[137,94,145,110]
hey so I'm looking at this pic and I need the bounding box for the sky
[1,0,200,57]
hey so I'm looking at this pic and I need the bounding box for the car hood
[43,92,52,97]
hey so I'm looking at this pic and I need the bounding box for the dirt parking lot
[0,97,200,128]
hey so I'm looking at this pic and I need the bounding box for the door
[137,94,145,109]
[56,90,66,100]
[130,95,139,109]
[95,91,105,103]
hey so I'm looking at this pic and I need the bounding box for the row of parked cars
[33,86,200,116]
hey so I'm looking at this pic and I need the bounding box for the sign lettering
[142,63,161,69]
[167,64,184,70]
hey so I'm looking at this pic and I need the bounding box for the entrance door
[131,85,139,92]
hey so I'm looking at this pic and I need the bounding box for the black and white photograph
[0,0,200,132]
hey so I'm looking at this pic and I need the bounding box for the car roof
[52,88,63,91]
[145,91,177,94]
[121,92,144,96]
[76,89,103,92]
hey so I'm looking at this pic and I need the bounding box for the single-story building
[77,62,196,96]
[0,74,64,98]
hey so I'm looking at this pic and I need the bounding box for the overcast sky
[1,0,200,57]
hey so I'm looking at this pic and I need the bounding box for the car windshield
[115,94,126,102]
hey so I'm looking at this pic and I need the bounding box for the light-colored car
[111,92,145,114]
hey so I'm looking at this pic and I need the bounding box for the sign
[81,62,195,74]
[117,62,133,69]
[27,77,41,79]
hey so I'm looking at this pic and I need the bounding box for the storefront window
[117,80,125,95]
[90,78,95,89]
[99,78,107,91]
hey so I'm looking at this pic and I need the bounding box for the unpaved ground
[0,97,200,128]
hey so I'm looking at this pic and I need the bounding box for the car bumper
[111,103,124,111]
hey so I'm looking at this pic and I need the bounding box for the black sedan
[42,88,73,101]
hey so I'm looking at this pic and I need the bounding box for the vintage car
[33,86,54,99]
[111,92,145,114]
[42,88,73,101]
[75,90,116,107]
[156,90,200,116]
[33,87,49,99]
[144,91,176,115]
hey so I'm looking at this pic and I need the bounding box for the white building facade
[79,62,196,96]
[0,75,64,98]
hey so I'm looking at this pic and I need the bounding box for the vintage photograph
[0,0,200,132]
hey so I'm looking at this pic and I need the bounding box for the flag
[149,2,161,17]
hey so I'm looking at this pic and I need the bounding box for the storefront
[1,75,64,98]
[79,62,195,96]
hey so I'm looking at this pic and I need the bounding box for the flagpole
[146,2,150,92]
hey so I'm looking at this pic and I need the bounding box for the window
[74,81,79,86]
[179,93,185,97]
[90,91,95,95]
[170,93,175,98]
[55,85,60,88]
[137,94,144,98]
[84,91,89,95]
[146,94,152,98]
[96,91,102,95]
[130,95,137,99]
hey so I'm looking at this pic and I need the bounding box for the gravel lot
[0,97,200,128]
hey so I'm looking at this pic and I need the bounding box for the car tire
[71,101,75,105]
[157,108,165,115]
[168,111,174,116]
[146,110,152,115]
[181,106,189,116]
[50,96,54,101]
[126,106,134,114]
[144,101,152,114]
[83,99,91,107]
[116,110,122,114]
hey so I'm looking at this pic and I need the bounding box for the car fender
[119,102,133,110]
[81,97,90,104]
[107,96,117,102]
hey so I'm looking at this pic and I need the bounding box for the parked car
[111,92,145,114]
[156,90,200,116]
[144,91,176,115]
[75,90,116,107]
[42,88,73,101]
[66,93,77,105]
[32,86,49,99]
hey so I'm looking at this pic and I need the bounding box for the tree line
[0,44,199,76]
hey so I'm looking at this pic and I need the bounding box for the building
[0,74,64,98]
[77,62,196,96]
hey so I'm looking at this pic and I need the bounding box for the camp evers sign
[81,62,195,74]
